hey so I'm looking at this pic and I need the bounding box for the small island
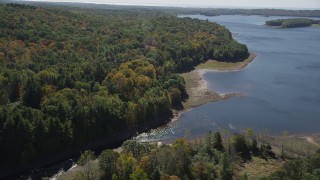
[266,18,320,28]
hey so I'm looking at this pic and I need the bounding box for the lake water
[135,15,320,142]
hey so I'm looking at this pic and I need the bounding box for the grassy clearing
[234,157,284,180]
[311,24,320,27]
[266,135,320,157]
[196,52,257,71]
[234,134,320,179]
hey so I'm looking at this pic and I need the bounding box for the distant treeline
[2,0,320,17]
[266,18,320,28]
[197,9,320,17]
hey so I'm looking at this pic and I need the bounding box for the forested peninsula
[0,3,249,177]
[266,18,320,28]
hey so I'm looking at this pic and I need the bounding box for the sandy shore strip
[180,70,239,110]
[180,52,256,111]
[196,52,257,71]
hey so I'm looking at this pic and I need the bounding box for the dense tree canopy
[74,131,278,180]
[97,138,225,180]
[0,3,249,174]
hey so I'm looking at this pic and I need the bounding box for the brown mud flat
[180,52,256,111]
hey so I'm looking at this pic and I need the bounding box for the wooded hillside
[0,3,248,175]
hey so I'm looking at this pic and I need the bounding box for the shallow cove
[134,15,320,142]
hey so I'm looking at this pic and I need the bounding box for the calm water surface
[135,15,320,142]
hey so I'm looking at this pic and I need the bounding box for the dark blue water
[135,15,320,142]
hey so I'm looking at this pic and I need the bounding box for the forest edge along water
[2,3,320,178]
[24,18,256,180]
[43,14,320,179]
[134,14,320,150]
[54,27,258,180]
[0,3,251,178]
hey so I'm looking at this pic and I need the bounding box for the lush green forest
[0,3,249,176]
[266,18,320,28]
[72,132,277,180]
[61,131,320,180]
